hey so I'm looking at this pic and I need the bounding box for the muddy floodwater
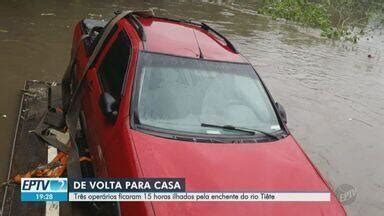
[0,0,383,215]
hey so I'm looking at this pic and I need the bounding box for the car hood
[129,130,345,216]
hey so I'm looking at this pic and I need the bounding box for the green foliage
[257,0,383,42]
[259,0,331,28]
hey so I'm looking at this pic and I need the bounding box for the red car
[63,11,345,216]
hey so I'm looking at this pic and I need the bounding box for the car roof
[133,16,247,63]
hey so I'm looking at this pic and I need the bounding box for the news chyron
[21,178,68,201]
[21,178,330,202]
[21,178,185,202]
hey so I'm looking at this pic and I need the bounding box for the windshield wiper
[201,123,279,140]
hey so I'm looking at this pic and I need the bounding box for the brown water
[0,0,383,215]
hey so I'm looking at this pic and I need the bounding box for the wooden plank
[0,80,99,216]
[1,80,49,216]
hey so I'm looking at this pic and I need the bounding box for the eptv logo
[21,178,68,201]
[21,178,67,192]
[22,179,49,190]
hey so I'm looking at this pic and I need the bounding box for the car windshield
[134,52,282,137]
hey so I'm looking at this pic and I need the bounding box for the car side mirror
[275,102,287,124]
[99,92,118,122]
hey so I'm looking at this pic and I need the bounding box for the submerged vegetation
[257,0,384,42]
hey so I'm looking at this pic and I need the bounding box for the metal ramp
[0,80,86,216]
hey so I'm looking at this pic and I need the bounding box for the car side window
[98,30,131,104]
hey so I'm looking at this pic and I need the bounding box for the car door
[81,27,132,176]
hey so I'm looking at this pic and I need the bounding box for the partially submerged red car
[63,11,346,216]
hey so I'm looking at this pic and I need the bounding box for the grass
[257,0,382,42]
